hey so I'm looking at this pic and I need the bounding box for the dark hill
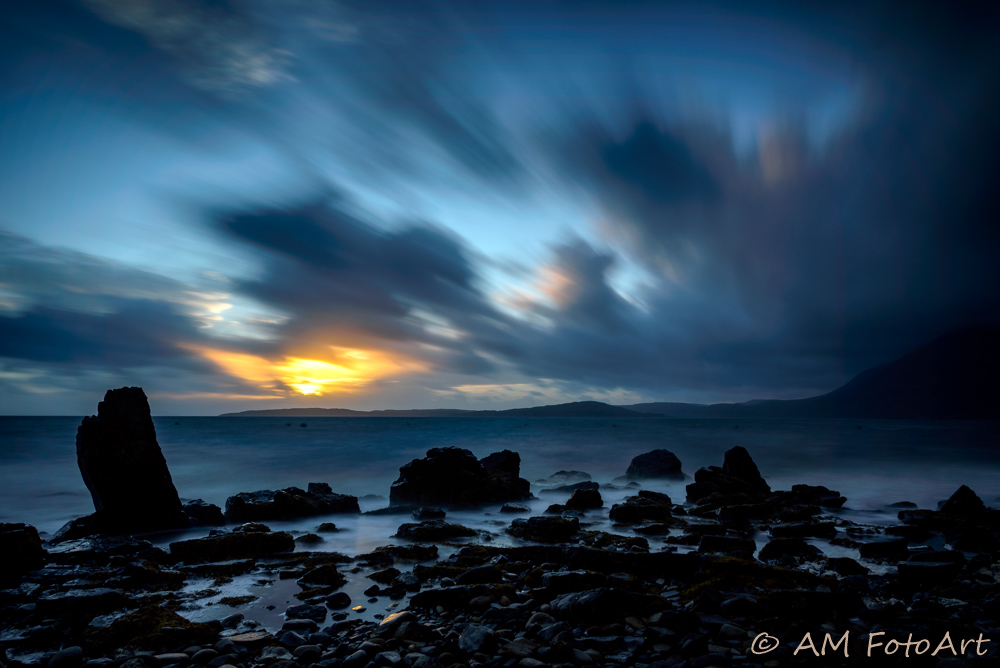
[627,326,1000,419]
[221,401,651,418]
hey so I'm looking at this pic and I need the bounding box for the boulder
[395,520,478,542]
[686,446,770,504]
[939,485,987,516]
[507,516,580,543]
[225,486,360,523]
[388,447,531,508]
[183,499,225,527]
[169,525,295,562]
[608,490,673,524]
[0,523,46,583]
[758,537,824,563]
[565,488,603,511]
[624,449,684,480]
[75,387,188,534]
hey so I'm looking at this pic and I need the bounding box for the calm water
[2,416,998,539]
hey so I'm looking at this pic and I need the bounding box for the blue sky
[1,0,998,414]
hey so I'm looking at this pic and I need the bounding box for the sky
[1,0,998,415]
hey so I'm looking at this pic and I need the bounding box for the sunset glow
[188,346,424,397]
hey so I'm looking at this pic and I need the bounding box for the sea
[2,416,999,627]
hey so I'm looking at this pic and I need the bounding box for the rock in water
[76,387,187,534]
[389,447,531,508]
[624,449,684,480]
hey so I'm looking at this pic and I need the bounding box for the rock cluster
[225,483,361,523]
[389,448,531,508]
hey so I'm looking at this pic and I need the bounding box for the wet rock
[540,570,606,593]
[897,560,963,585]
[456,565,504,585]
[182,499,225,527]
[316,522,339,533]
[295,533,323,545]
[412,507,447,520]
[395,520,477,542]
[769,521,837,539]
[85,605,219,654]
[389,447,531,508]
[758,537,824,563]
[608,491,673,524]
[224,486,360,523]
[857,539,910,561]
[285,604,326,623]
[325,591,352,609]
[697,535,756,557]
[75,387,188,534]
[686,446,770,503]
[37,587,128,616]
[565,488,603,511]
[458,624,497,654]
[507,516,580,542]
[538,481,600,495]
[825,557,869,576]
[624,449,684,480]
[357,544,439,563]
[535,471,592,487]
[49,646,84,668]
[549,588,662,624]
[169,527,295,562]
[500,503,531,513]
[0,523,46,583]
[298,563,346,588]
[785,484,847,508]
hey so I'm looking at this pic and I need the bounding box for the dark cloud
[0,300,211,369]
[551,3,1000,389]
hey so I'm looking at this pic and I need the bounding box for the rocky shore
[2,389,999,668]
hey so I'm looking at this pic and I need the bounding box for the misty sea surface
[1,416,998,538]
[3,416,999,627]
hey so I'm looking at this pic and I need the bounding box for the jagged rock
[624,449,684,480]
[686,446,770,503]
[169,526,295,562]
[608,490,673,524]
[225,485,360,523]
[507,516,580,543]
[389,447,531,508]
[940,485,987,516]
[0,523,46,582]
[395,520,477,542]
[75,387,188,534]
[565,488,603,511]
[183,499,225,527]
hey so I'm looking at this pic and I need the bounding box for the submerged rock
[75,387,188,534]
[225,485,360,523]
[624,449,684,480]
[388,447,531,508]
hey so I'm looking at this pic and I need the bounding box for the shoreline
[4,447,1000,668]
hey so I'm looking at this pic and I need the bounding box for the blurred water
[1,416,998,541]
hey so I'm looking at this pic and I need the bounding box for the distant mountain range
[221,326,1000,419]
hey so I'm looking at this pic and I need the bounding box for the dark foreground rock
[0,523,46,582]
[225,483,360,522]
[389,447,531,508]
[169,524,295,562]
[395,520,478,542]
[75,387,188,534]
[624,449,685,480]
